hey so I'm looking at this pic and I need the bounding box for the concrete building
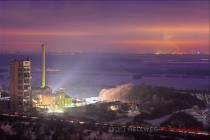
[10,58,31,112]
[0,100,10,111]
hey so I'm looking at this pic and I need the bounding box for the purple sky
[0,1,209,53]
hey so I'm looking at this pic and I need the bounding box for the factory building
[31,87,72,111]
[0,100,10,111]
[31,44,72,111]
[9,44,72,113]
[31,86,52,108]
[42,91,72,111]
[10,58,31,112]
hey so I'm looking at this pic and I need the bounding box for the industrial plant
[9,44,73,113]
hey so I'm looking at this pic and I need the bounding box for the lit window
[58,102,59,104]
[60,96,61,99]
[54,97,55,99]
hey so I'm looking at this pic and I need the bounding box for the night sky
[0,1,209,53]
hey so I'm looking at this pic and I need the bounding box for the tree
[44,129,51,140]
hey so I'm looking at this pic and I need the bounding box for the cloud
[0,1,208,53]
[0,31,93,36]
[163,33,173,41]
[125,25,209,34]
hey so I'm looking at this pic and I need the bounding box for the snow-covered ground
[84,131,133,140]
[145,108,210,127]
[0,123,13,135]
[109,117,134,125]
[145,114,174,127]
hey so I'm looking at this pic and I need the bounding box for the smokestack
[41,44,45,88]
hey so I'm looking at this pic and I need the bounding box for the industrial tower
[41,44,45,88]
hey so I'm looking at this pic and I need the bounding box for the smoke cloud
[99,83,134,102]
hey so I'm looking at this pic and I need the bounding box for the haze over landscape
[0,53,209,98]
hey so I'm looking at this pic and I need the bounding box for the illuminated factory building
[30,44,72,112]
[9,45,72,113]
[10,58,31,112]
[31,87,72,111]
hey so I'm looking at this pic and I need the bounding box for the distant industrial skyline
[0,1,209,54]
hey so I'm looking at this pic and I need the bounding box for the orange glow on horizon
[127,25,209,33]
[114,40,209,46]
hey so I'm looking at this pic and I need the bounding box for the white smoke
[99,83,134,102]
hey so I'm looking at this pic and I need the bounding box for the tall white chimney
[41,44,45,88]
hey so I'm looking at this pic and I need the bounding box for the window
[60,96,61,99]
[18,73,23,77]
[24,73,30,77]
[18,96,22,99]
[24,92,29,96]
[54,97,55,99]
[24,85,29,90]
[18,92,22,94]
[24,79,29,84]
[18,86,22,90]
[24,102,29,106]
[25,62,28,64]
[18,101,22,105]
[18,80,23,83]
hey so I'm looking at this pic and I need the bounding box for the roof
[65,95,72,98]
[31,86,52,90]
[54,91,63,94]
[44,92,65,97]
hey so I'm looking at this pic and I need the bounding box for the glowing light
[47,109,64,113]
[114,40,208,46]
[55,110,64,113]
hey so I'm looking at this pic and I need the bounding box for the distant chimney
[26,57,29,61]
[41,44,45,88]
